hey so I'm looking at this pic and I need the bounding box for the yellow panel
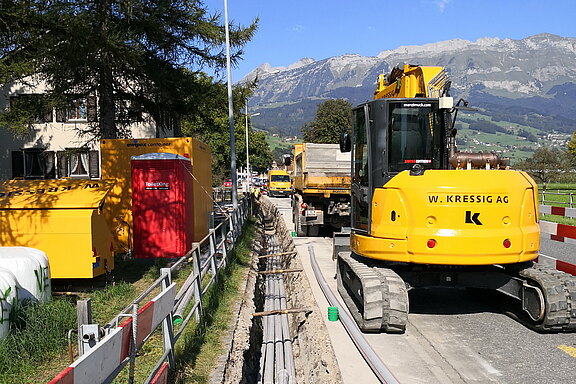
[190,139,212,242]
[0,179,115,209]
[357,169,540,265]
[0,208,114,279]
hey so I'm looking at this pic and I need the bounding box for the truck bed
[294,143,351,192]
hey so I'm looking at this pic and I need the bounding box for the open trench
[212,197,342,383]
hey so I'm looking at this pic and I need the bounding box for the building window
[56,95,97,123]
[57,149,100,179]
[67,99,87,121]
[11,149,56,179]
[9,94,53,123]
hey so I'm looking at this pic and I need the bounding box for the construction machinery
[336,64,576,333]
[292,143,351,236]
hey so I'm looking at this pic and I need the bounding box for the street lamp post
[223,0,237,209]
[244,104,259,191]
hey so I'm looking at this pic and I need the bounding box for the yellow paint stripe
[557,345,576,358]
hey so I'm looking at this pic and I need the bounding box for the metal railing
[49,197,250,384]
[539,190,576,208]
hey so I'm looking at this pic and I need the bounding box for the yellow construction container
[0,179,115,279]
[100,137,212,252]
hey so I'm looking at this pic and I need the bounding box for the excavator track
[336,252,408,333]
[518,264,576,332]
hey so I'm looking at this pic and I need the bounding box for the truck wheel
[295,213,307,237]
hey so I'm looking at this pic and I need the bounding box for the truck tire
[295,211,308,237]
[293,195,307,237]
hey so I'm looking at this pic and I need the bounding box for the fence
[539,190,576,208]
[49,197,250,384]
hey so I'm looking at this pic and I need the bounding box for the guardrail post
[192,248,203,322]
[128,304,138,384]
[228,214,235,246]
[220,220,228,266]
[160,268,175,369]
[209,230,218,284]
[77,299,93,356]
[571,193,574,208]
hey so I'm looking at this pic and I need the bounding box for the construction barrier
[47,197,250,384]
[538,204,576,276]
[48,282,176,384]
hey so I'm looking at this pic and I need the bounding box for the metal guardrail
[49,197,250,384]
[539,190,576,208]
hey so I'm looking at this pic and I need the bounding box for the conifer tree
[0,0,257,139]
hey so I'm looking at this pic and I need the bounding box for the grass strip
[2,216,254,384]
[0,298,76,383]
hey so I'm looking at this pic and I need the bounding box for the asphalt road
[268,196,576,384]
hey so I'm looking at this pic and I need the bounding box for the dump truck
[292,143,351,236]
[337,64,576,333]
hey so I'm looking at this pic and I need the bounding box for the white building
[0,77,173,180]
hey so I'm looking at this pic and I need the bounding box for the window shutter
[43,108,54,123]
[44,151,56,179]
[56,108,66,122]
[11,151,24,179]
[57,151,69,178]
[89,150,100,179]
[87,95,97,122]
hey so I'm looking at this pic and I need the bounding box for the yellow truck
[267,169,291,197]
[292,143,351,236]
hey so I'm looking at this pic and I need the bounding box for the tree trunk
[98,64,116,139]
[96,0,116,139]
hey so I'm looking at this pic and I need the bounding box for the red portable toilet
[131,153,193,258]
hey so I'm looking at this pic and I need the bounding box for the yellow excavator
[337,64,576,333]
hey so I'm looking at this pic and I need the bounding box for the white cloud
[435,0,450,12]
[288,24,305,33]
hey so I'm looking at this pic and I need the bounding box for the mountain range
[244,34,576,159]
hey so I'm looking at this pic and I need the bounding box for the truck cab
[267,169,291,197]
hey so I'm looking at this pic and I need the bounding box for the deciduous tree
[301,99,352,143]
[181,77,273,182]
[515,148,568,188]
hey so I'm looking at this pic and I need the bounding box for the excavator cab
[344,97,451,234]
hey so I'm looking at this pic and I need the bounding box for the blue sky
[204,0,576,81]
